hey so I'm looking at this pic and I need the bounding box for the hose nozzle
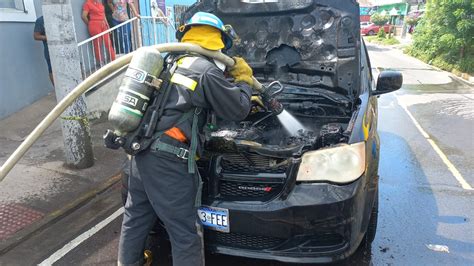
[261,81,284,115]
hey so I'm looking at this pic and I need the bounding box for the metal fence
[78,16,176,79]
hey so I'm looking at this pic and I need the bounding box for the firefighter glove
[229,57,254,87]
[251,95,264,108]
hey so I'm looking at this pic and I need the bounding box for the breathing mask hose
[0,43,268,181]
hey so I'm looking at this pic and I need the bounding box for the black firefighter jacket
[155,55,253,151]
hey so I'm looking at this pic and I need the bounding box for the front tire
[368,30,375,36]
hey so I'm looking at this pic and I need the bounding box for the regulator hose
[0,43,264,181]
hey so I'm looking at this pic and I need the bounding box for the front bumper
[204,175,373,264]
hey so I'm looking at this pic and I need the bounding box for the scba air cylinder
[108,47,164,135]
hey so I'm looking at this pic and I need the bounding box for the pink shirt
[111,0,134,22]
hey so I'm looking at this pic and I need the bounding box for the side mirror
[373,71,403,96]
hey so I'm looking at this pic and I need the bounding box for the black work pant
[118,149,204,266]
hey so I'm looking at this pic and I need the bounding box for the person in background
[151,1,169,24]
[149,3,170,42]
[33,16,54,86]
[103,0,120,50]
[82,0,116,64]
[103,0,114,28]
[107,0,140,54]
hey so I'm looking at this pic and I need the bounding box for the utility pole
[43,0,94,169]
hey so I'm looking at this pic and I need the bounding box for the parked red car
[361,23,392,36]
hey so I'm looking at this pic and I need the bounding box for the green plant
[364,36,399,46]
[431,57,455,72]
[382,37,400,45]
[404,45,413,54]
[458,58,474,74]
[370,13,389,26]
[411,0,473,71]
[377,28,386,39]
[365,36,378,42]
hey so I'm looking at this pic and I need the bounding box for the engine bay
[204,88,352,159]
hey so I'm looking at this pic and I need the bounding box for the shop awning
[375,3,409,16]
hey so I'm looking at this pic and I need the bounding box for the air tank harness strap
[189,107,203,207]
[150,107,203,206]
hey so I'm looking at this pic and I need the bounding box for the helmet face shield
[224,24,239,42]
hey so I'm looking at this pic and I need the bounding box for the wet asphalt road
[5,43,473,265]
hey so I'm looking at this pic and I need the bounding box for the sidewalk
[0,93,126,253]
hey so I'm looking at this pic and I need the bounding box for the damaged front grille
[216,153,288,201]
[221,153,288,174]
[206,231,285,250]
[221,160,287,174]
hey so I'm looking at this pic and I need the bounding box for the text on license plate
[198,206,229,233]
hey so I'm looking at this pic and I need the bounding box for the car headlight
[296,142,366,184]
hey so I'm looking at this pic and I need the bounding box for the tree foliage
[410,0,473,73]
[404,16,419,26]
[370,13,389,26]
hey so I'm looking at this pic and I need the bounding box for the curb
[0,171,122,255]
[448,70,473,86]
[424,63,474,86]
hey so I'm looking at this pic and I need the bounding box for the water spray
[255,81,306,135]
[277,110,306,135]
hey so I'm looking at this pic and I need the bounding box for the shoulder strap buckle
[145,77,163,90]
[177,148,189,160]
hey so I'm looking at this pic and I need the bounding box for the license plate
[198,206,229,233]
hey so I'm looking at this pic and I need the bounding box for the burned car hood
[184,0,361,98]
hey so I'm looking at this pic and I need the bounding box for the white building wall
[0,0,53,119]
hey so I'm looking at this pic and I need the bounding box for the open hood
[183,0,361,98]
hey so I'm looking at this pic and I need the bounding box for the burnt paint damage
[184,0,361,97]
[183,0,363,160]
[204,109,349,158]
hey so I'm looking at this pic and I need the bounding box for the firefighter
[118,12,253,266]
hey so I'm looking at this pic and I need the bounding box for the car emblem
[237,186,272,192]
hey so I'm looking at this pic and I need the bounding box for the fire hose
[0,43,279,181]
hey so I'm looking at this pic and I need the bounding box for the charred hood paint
[183,0,361,98]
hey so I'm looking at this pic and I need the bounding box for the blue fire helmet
[177,12,233,50]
